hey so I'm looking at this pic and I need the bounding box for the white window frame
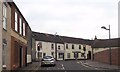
[67,53,70,58]
[19,18,22,35]
[3,4,7,30]
[58,53,63,58]
[15,12,18,31]
[23,22,26,36]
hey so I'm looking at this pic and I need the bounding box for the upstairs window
[15,12,18,31]
[19,18,22,35]
[58,46,60,50]
[72,45,74,49]
[79,45,81,49]
[51,44,54,50]
[3,4,7,30]
[66,44,68,49]
[23,22,26,36]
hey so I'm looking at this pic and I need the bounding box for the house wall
[36,41,55,60]
[64,43,92,60]
[2,2,11,70]
[0,0,3,71]
[93,47,120,66]
[35,41,92,61]
[32,38,36,61]
[26,25,32,63]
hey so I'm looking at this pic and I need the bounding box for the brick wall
[94,48,120,66]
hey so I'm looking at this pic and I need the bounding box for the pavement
[18,62,41,70]
[81,60,120,70]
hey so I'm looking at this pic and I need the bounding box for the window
[19,18,22,35]
[51,52,54,57]
[66,44,68,49]
[81,53,84,57]
[79,45,81,49]
[15,12,18,31]
[2,42,7,69]
[51,44,54,50]
[72,45,74,49]
[37,45,40,51]
[67,53,70,58]
[3,4,7,30]
[23,22,26,36]
[83,46,86,51]
[58,45,60,50]
[58,53,63,58]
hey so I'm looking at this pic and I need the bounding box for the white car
[41,56,56,67]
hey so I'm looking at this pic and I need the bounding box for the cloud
[14,0,119,39]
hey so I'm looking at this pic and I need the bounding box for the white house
[32,32,93,61]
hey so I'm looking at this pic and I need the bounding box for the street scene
[0,0,120,72]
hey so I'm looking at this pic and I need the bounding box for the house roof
[32,31,120,48]
[92,38,120,48]
[32,31,93,45]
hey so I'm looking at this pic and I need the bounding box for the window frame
[3,3,7,30]
[15,11,18,32]
[72,45,74,49]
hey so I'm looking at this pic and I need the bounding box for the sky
[14,0,119,40]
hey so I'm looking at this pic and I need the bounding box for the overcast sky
[14,0,119,39]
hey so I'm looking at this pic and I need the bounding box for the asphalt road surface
[38,60,99,70]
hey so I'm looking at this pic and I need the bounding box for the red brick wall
[94,48,120,66]
[11,36,27,70]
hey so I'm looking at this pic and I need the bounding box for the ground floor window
[58,53,63,58]
[67,53,70,58]
[81,53,84,57]
[2,42,7,69]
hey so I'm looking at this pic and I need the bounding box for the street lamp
[101,25,111,65]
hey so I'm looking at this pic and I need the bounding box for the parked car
[41,56,56,67]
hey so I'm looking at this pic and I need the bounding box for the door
[19,46,22,68]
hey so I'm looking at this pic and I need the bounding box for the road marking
[80,61,91,68]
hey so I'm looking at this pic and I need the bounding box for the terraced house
[1,2,32,70]
[32,32,93,61]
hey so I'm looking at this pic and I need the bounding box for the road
[37,60,99,70]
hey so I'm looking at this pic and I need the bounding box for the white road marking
[80,61,91,68]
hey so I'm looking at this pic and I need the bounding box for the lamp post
[101,25,111,65]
